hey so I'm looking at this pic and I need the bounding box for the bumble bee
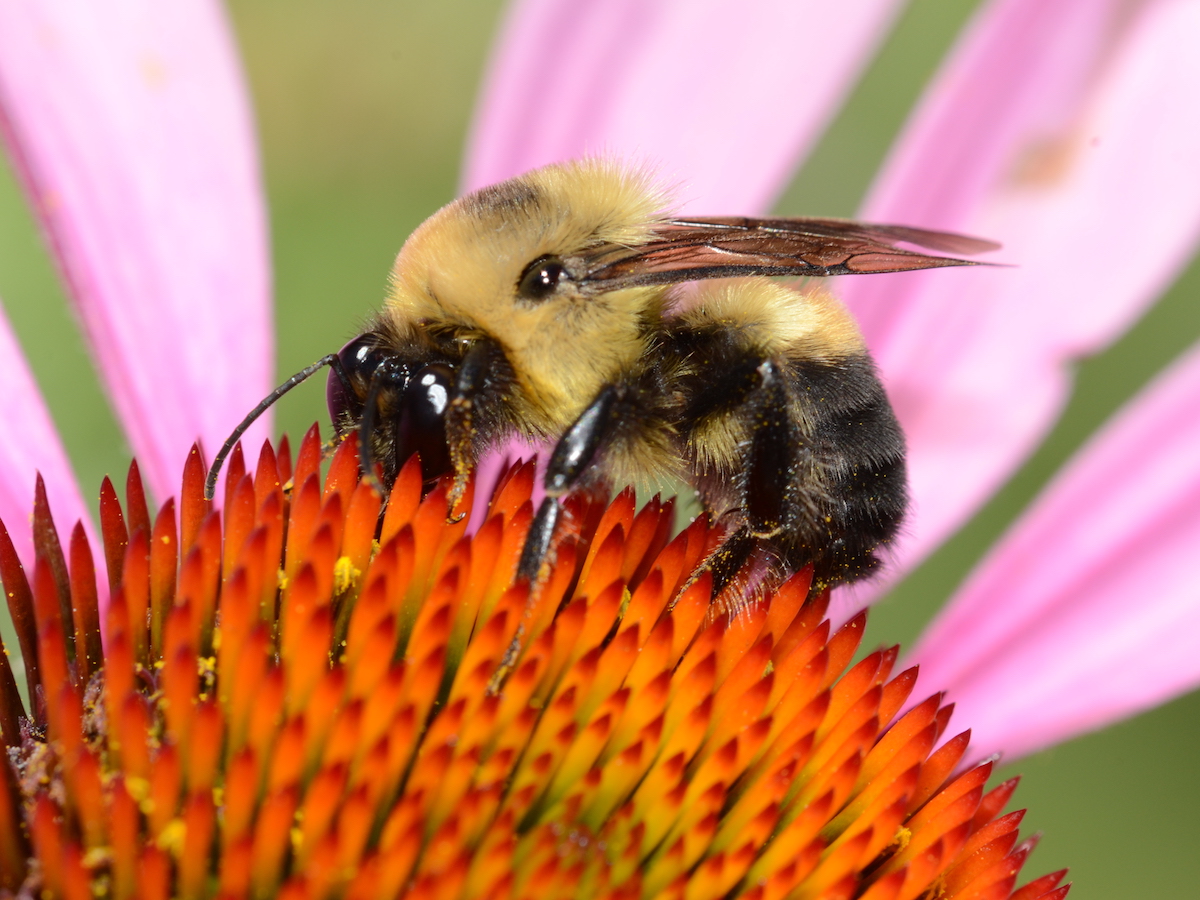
[208,160,995,592]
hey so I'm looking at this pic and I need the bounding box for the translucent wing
[578,216,1001,288]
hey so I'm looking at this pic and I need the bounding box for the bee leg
[518,499,561,582]
[745,360,799,540]
[707,526,756,595]
[444,340,503,521]
[688,359,801,597]
[517,385,620,581]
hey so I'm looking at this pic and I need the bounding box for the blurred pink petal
[463,0,906,210]
[0,307,92,568]
[910,339,1200,760]
[0,0,271,502]
[837,0,1200,586]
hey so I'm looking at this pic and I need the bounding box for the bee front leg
[444,340,504,521]
[517,385,620,581]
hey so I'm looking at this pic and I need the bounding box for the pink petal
[910,339,1200,760]
[836,0,1200,587]
[463,0,907,210]
[0,0,272,502]
[0,307,93,569]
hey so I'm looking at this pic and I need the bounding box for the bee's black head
[204,331,463,502]
[326,333,455,486]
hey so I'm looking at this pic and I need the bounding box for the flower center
[0,429,1069,900]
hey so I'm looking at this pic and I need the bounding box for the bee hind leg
[743,360,802,541]
[705,526,756,595]
[517,385,620,581]
[690,358,809,598]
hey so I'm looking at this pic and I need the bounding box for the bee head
[326,333,455,486]
[382,160,670,425]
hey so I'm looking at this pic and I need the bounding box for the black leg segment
[517,385,621,581]
[745,360,800,539]
[358,357,410,491]
[518,497,561,582]
[544,386,619,496]
[706,526,756,596]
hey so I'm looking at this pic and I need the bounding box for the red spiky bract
[0,428,1070,900]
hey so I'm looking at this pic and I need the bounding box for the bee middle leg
[517,385,621,581]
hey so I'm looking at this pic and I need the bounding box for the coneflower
[0,429,1066,900]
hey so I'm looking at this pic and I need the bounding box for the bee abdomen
[782,355,906,586]
[671,339,907,590]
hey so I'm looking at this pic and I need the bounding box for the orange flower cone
[0,427,1068,900]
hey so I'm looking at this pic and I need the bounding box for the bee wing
[578,216,1001,289]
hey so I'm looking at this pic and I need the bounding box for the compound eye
[517,255,567,301]
[326,334,390,423]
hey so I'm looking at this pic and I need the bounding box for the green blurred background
[1,0,1198,894]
